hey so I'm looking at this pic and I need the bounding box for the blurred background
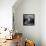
[0,0,46,46]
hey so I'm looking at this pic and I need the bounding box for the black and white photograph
[23,14,35,26]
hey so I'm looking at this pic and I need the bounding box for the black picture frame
[23,14,35,26]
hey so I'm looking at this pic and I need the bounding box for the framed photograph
[23,14,35,26]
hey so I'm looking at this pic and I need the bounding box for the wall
[41,0,46,46]
[0,0,16,30]
[13,0,41,46]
